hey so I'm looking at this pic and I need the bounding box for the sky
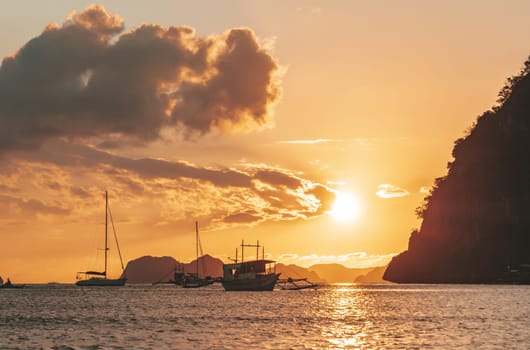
[1,1,530,283]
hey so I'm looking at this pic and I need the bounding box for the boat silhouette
[182,221,215,288]
[0,277,25,289]
[76,191,126,286]
[221,240,280,291]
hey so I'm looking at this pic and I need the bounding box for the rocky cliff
[384,58,530,283]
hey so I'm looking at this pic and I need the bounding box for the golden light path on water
[320,284,370,348]
[0,283,528,349]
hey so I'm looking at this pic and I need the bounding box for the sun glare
[330,192,361,222]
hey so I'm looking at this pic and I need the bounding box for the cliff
[384,58,530,283]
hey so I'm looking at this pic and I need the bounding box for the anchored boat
[0,278,25,289]
[221,240,280,291]
[76,191,126,287]
[182,221,215,288]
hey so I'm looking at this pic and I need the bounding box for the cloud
[278,138,370,146]
[6,142,335,227]
[375,184,410,199]
[276,252,396,268]
[21,141,253,188]
[254,169,302,188]
[0,5,281,152]
[0,194,70,219]
[419,186,430,194]
[223,212,262,224]
[279,138,342,145]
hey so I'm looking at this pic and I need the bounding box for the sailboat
[182,221,215,288]
[76,191,127,287]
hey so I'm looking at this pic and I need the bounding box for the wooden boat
[221,240,280,291]
[76,191,126,287]
[0,278,25,289]
[182,221,215,288]
[182,275,215,288]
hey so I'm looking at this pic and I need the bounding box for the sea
[0,283,528,349]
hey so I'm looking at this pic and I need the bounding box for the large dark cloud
[0,5,281,151]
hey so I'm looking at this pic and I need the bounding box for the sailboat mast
[104,190,108,279]
[195,221,199,277]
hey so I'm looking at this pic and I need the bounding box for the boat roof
[78,271,106,276]
[224,259,276,269]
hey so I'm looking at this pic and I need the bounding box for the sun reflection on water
[318,284,372,349]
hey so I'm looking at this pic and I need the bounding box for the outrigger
[277,277,319,290]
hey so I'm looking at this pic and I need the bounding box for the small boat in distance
[76,191,126,287]
[221,240,280,291]
[0,277,25,289]
[182,221,215,288]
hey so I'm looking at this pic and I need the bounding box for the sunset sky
[2,1,530,283]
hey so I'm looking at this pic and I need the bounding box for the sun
[329,192,361,222]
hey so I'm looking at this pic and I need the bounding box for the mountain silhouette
[384,57,530,283]
[309,263,373,283]
[275,263,326,283]
[355,266,388,283]
[124,255,223,284]
[123,255,390,284]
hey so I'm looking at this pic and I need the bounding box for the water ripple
[0,284,528,349]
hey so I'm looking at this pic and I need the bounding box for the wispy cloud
[279,138,342,145]
[419,186,431,194]
[326,180,346,186]
[4,141,336,228]
[276,252,396,268]
[0,194,70,219]
[376,184,409,199]
[295,7,323,15]
[278,138,369,146]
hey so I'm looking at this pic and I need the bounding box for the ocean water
[0,283,528,349]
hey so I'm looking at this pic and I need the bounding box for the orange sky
[1,1,530,282]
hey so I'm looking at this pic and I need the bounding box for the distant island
[123,255,387,284]
[384,57,530,284]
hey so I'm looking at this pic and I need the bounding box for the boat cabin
[223,260,276,280]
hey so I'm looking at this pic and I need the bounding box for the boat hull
[182,279,215,288]
[75,277,126,287]
[0,284,25,289]
[222,273,279,291]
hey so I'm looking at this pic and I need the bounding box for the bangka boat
[221,240,280,291]
[76,191,126,287]
[0,278,25,289]
[182,221,215,288]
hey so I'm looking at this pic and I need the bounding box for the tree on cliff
[384,57,530,283]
